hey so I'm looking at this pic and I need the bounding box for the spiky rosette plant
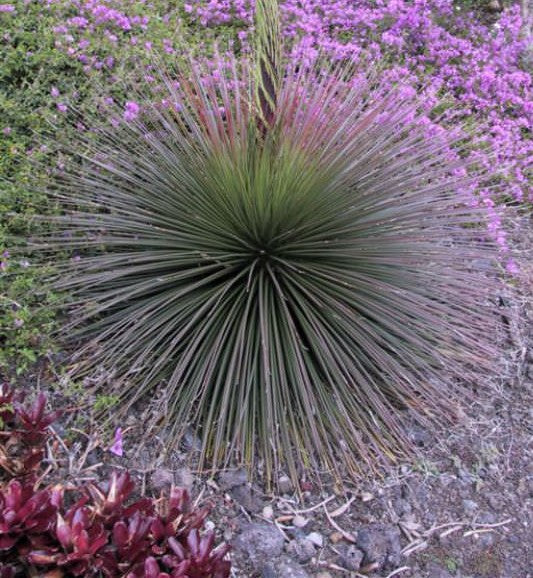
[40,1,500,484]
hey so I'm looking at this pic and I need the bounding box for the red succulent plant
[0,387,231,577]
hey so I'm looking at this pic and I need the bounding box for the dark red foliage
[0,385,231,577]
[0,384,61,480]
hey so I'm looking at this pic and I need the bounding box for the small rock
[86,449,101,467]
[278,475,293,494]
[315,573,333,578]
[458,468,476,484]
[477,531,496,547]
[272,556,311,578]
[204,520,215,532]
[462,499,478,513]
[406,423,433,447]
[174,466,194,490]
[360,491,374,502]
[306,532,323,548]
[356,523,402,570]
[276,558,311,578]
[393,498,412,517]
[150,468,175,490]
[230,484,264,513]
[329,531,344,543]
[487,0,502,12]
[263,505,274,519]
[261,565,276,578]
[438,473,456,487]
[286,538,316,563]
[218,468,248,490]
[425,561,454,578]
[478,511,496,524]
[293,515,308,528]
[182,428,201,451]
[338,544,364,571]
[233,523,285,566]
[487,494,504,511]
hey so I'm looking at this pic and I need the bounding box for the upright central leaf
[254,0,282,133]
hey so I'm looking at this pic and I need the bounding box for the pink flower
[123,101,140,122]
[505,259,519,276]
[109,427,123,456]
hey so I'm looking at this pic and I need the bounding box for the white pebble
[292,514,308,528]
[306,531,324,547]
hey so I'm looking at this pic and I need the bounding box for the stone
[233,523,285,566]
[230,484,264,513]
[174,466,194,490]
[261,565,277,578]
[278,475,293,494]
[181,428,201,451]
[487,0,502,13]
[286,538,316,563]
[458,468,476,484]
[329,531,343,543]
[293,515,308,528]
[262,505,274,519]
[338,544,364,571]
[360,491,374,502]
[218,468,248,490]
[425,561,454,578]
[356,523,402,570]
[150,468,175,490]
[462,499,478,514]
[393,498,412,517]
[405,423,433,447]
[306,532,324,548]
[270,556,311,577]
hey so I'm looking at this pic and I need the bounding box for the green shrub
[41,29,501,484]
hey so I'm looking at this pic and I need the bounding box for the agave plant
[41,1,500,484]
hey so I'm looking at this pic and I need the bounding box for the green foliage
[43,43,500,485]
[93,394,120,413]
[0,3,79,376]
[0,0,249,379]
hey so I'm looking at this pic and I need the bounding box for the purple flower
[109,427,123,456]
[0,4,15,13]
[505,259,519,276]
[51,86,60,98]
[56,103,67,113]
[123,101,140,122]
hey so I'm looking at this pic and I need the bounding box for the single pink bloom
[109,427,123,456]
